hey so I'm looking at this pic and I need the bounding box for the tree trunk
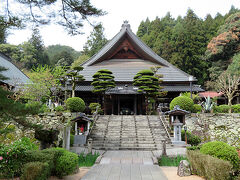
[72,82,75,97]
[228,96,232,113]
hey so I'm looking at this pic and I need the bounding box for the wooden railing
[157,106,171,139]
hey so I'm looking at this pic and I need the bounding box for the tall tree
[1,0,105,35]
[29,28,50,66]
[83,23,108,57]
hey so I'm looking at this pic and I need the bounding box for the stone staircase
[89,115,170,150]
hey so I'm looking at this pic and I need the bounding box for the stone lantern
[165,105,189,145]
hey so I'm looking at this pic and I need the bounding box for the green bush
[187,150,233,180]
[170,96,194,112]
[192,104,202,113]
[39,104,50,113]
[186,145,201,151]
[0,137,38,177]
[55,151,79,177]
[214,105,230,113]
[89,103,103,114]
[200,141,240,169]
[66,97,86,112]
[232,104,240,113]
[55,105,65,112]
[25,150,55,174]
[21,162,50,180]
[41,147,66,175]
[181,130,201,146]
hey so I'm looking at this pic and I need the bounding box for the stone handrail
[157,107,171,139]
[88,106,100,137]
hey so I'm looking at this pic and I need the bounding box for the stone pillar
[88,138,93,154]
[173,117,183,142]
[162,140,167,156]
[75,122,78,135]
[63,126,71,150]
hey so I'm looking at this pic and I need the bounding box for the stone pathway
[81,151,168,180]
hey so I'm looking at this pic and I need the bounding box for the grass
[159,155,188,166]
[78,152,99,167]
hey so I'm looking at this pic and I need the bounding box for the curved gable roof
[81,21,196,82]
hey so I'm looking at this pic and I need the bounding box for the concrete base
[172,141,186,146]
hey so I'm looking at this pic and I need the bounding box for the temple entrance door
[113,95,138,115]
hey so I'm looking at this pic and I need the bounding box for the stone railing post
[87,138,93,154]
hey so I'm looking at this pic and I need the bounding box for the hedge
[187,150,233,180]
[200,141,240,169]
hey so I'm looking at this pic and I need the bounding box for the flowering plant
[0,137,38,178]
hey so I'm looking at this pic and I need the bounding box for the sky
[7,0,240,51]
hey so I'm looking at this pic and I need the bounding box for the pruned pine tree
[66,66,85,97]
[91,69,115,114]
[133,69,162,114]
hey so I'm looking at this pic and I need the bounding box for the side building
[73,21,204,115]
[0,52,30,90]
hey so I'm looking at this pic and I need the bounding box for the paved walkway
[81,150,168,180]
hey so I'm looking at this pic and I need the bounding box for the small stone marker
[177,160,191,177]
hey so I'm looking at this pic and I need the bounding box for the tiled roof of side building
[0,53,30,86]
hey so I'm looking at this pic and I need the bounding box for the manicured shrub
[187,150,233,180]
[232,104,240,113]
[41,147,66,175]
[181,130,201,146]
[192,104,202,113]
[25,150,55,174]
[200,141,240,169]
[55,105,65,112]
[213,105,230,113]
[0,137,38,177]
[170,96,194,112]
[21,161,50,180]
[89,103,103,114]
[66,97,86,112]
[55,151,79,177]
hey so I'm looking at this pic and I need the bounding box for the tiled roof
[80,21,196,83]
[0,53,30,86]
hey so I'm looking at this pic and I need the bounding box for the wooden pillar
[134,95,137,115]
[112,95,114,115]
[118,96,120,115]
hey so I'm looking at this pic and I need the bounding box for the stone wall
[185,113,240,146]
[2,112,82,144]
